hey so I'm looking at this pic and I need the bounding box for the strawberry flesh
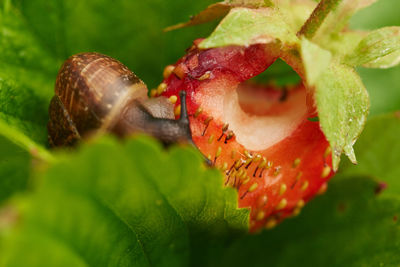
[160,40,334,232]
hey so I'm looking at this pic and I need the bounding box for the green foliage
[165,0,272,31]
[0,2,57,146]
[350,0,400,29]
[3,115,400,266]
[12,0,216,89]
[1,137,248,266]
[200,7,297,48]
[358,65,400,115]
[0,0,216,150]
[0,136,30,204]
[341,113,400,196]
[0,0,400,265]
[351,0,400,116]
[345,27,400,68]
[205,176,400,266]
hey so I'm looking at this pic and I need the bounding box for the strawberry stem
[297,0,342,39]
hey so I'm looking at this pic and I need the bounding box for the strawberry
[158,40,334,232]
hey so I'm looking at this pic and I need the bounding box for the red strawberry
[158,40,334,232]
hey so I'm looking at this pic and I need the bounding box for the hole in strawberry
[192,57,308,152]
[221,61,307,151]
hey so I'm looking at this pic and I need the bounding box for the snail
[48,52,193,147]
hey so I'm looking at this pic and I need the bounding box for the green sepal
[344,27,400,68]
[314,62,369,170]
[199,7,298,49]
[300,38,332,85]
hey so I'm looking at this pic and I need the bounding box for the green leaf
[340,113,400,196]
[358,66,400,115]
[199,7,298,49]
[204,176,400,267]
[1,137,248,266]
[0,3,58,147]
[345,27,400,68]
[0,120,53,162]
[13,0,216,89]
[0,136,30,204]
[0,0,217,150]
[300,38,332,85]
[0,0,399,265]
[314,62,369,170]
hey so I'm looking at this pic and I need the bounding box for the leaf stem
[0,120,54,163]
[297,0,342,39]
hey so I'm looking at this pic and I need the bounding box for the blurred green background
[11,0,216,89]
[0,0,400,266]
[351,0,400,115]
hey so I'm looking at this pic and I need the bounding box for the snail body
[48,52,192,146]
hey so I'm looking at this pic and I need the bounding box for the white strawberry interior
[195,78,307,151]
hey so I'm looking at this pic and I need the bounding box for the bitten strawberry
[158,40,334,232]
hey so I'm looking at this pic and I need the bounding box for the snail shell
[48,52,189,147]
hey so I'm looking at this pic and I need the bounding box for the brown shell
[48,52,148,146]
